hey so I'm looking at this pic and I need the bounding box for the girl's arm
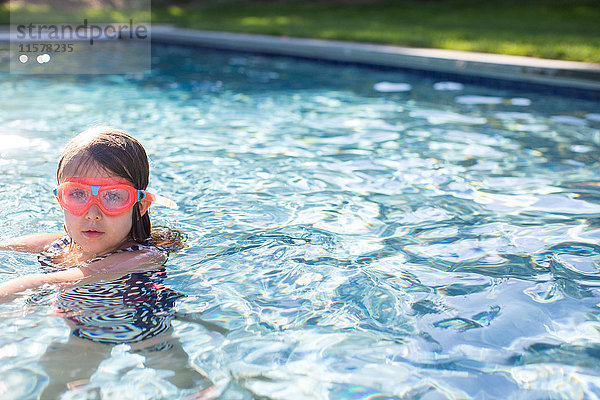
[0,233,64,253]
[0,268,84,299]
[0,246,167,299]
[77,246,168,277]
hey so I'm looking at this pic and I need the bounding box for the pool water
[1,42,600,399]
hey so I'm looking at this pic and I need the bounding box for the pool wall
[149,26,600,100]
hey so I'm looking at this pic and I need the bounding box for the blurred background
[1,0,599,63]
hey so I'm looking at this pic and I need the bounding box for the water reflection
[0,43,600,398]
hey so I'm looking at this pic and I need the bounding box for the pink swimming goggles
[54,177,177,216]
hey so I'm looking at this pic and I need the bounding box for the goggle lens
[55,179,142,216]
[63,186,133,210]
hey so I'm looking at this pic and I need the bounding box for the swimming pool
[1,42,600,399]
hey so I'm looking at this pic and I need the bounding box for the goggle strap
[146,192,178,209]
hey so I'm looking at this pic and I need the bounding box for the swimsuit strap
[38,236,71,269]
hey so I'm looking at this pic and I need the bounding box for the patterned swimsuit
[38,236,182,345]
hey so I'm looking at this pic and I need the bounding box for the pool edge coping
[149,25,600,93]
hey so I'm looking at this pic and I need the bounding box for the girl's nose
[84,204,103,219]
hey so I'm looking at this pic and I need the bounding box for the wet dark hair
[57,126,186,252]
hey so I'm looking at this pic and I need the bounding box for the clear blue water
[1,42,600,399]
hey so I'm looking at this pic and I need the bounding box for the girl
[0,126,184,297]
[0,127,211,397]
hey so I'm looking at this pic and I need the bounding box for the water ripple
[0,43,599,399]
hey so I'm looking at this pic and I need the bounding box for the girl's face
[60,163,150,258]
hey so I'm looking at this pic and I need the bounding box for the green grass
[151,0,600,63]
[2,0,599,63]
[1,4,150,25]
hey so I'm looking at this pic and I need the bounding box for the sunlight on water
[0,43,600,399]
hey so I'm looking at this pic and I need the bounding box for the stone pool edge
[150,25,600,94]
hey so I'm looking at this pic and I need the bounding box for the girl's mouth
[82,230,104,238]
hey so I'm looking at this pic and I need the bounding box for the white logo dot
[36,54,51,64]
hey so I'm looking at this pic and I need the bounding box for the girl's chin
[74,235,128,256]
[74,237,108,250]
